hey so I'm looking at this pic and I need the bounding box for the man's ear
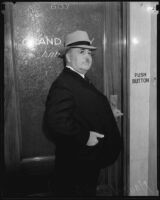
[66,52,71,63]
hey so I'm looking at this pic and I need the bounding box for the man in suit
[43,30,122,196]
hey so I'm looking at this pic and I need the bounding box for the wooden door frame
[121,2,130,196]
[4,2,21,173]
[157,3,160,195]
[103,2,130,195]
[3,2,131,195]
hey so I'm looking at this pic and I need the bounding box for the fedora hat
[59,30,97,57]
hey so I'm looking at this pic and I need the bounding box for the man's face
[66,48,93,74]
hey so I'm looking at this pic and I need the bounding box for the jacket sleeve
[44,85,90,146]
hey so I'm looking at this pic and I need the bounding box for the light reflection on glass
[22,36,36,51]
[132,37,139,45]
[123,38,126,46]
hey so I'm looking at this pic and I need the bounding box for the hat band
[67,41,91,47]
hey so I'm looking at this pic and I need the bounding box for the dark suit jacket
[44,67,122,168]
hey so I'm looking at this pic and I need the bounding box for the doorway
[4,2,129,196]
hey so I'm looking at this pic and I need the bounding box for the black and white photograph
[1,1,159,198]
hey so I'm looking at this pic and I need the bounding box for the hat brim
[58,45,97,57]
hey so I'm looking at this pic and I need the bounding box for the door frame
[3,2,131,196]
[121,2,130,196]
[103,2,130,196]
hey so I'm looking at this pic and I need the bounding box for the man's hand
[111,107,123,121]
[86,131,104,146]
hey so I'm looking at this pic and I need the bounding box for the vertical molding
[103,2,128,195]
[4,3,21,172]
[122,2,130,196]
[157,4,160,195]
[103,2,109,98]
[102,2,109,190]
[148,2,159,196]
[9,2,22,159]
